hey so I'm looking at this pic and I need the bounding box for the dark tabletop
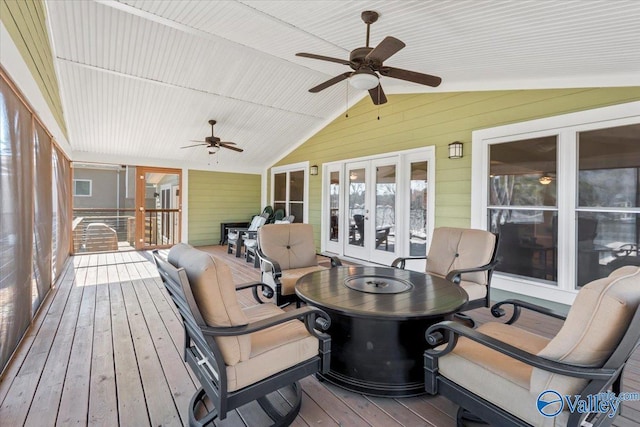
[295,266,468,320]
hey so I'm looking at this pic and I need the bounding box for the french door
[323,148,434,266]
[343,158,399,264]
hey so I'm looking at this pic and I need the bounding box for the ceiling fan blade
[218,141,236,145]
[380,66,442,87]
[296,52,350,65]
[309,72,352,93]
[181,143,208,149]
[368,84,387,105]
[366,36,405,64]
[220,143,243,153]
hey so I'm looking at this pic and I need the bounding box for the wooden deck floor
[1,245,639,426]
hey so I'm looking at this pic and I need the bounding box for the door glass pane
[577,124,640,287]
[348,168,365,247]
[329,171,340,242]
[375,165,395,252]
[410,161,428,256]
[290,170,304,201]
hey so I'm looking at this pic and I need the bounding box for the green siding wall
[1,0,67,137]
[274,87,640,239]
[188,170,261,246]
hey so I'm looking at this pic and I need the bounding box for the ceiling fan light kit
[350,70,379,90]
[297,10,442,105]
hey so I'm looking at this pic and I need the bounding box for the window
[577,124,640,287]
[472,101,640,304]
[73,179,92,197]
[488,136,558,284]
[271,162,308,223]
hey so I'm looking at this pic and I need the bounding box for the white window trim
[270,161,310,223]
[73,179,92,197]
[472,101,640,305]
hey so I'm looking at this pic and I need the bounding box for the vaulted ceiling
[46,0,640,173]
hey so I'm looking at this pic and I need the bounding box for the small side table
[219,221,250,245]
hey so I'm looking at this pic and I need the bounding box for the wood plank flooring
[0,245,638,426]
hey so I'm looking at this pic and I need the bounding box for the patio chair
[424,266,640,427]
[153,245,331,426]
[392,227,499,327]
[227,212,267,257]
[245,215,295,267]
[256,223,342,306]
[271,208,285,223]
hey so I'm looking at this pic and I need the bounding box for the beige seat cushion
[258,223,318,271]
[178,248,250,366]
[426,227,496,287]
[225,303,318,391]
[438,322,553,426]
[532,266,640,396]
[280,265,328,296]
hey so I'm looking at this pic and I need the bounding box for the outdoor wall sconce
[448,141,463,159]
[310,165,319,176]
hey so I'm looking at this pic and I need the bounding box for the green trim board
[188,169,261,246]
[272,87,640,246]
[1,0,67,137]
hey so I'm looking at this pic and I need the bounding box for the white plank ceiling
[45,0,640,173]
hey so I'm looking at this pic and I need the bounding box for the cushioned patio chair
[256,223,342,306]
[153,244,331,426]
[227,213,267,258]
[424,266,640,427]
[245,216,295,268]
[392,227,499,326]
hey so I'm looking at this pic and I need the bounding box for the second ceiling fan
[181,120,243,154]
[297,10,442,105]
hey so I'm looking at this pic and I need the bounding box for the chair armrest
[318,252,342,267]
[445,259,500,284]
[235,281,269,291]
[425,321,615,381]
[491,299,567,324]
[243,230,258,239]
[200,306,331,339]
[256,247,282,280]
[234,281,275,301]
[391,256,428,269]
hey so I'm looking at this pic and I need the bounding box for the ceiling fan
[296,10,442,105]
[181,120,243,154]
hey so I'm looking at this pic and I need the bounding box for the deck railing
[72,208,135,253]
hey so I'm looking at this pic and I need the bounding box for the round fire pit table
[295,265,467,397]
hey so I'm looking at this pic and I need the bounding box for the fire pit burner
[344,275,413,294]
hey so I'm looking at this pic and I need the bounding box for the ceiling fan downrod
[361,10,379,48]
